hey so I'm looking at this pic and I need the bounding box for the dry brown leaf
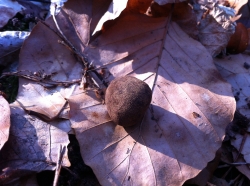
[148,2,198,39]
[185,149,221,186]
[0,96,10,150]
[193,1,240,56]
[67,10,235,185]
[214,54,250,118]
[17,0,112,119]
[0,102,70,184]
[198,14,233,57]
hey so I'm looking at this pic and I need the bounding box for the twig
[50,4,107,90]
[51,4,88,68]
[1,71,81,88]
[53,145,66,186]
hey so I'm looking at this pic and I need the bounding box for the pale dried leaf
[69,11,235,185]
[198,14,233,57]
[17,0,111,119]
[193,1,237,56]
[0,0,25,28]
[214,54,250,118]
[0,96,10,150]
[0,102,70,184]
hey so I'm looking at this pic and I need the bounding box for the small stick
[53,145,66,186]
[1,71,81,87]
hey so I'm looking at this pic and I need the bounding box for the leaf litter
[1,0,248,185]
[0,102,70,184]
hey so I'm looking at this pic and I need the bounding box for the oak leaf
[0,102,70,184]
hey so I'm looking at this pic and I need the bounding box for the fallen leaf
[0,96,10,150]
[0,102,70,184]
[198,3,237,56]
[214,54,250,118]
[0,0,25,28]
[185,149,221,186]
[0,31,30,66]
[198,14,232,57]
[17,0,112,120]
[68,10,235,185]
[148,2,199,39]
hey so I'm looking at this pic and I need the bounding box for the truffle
[105,76,152,127]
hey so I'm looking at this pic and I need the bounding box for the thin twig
[51,4,88,68]
[1,71,81,87]
[50,4,107,90]
[53,145,66,186]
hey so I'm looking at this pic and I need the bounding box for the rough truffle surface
[105,76,152,127]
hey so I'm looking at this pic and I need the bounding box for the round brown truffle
[105,76,152,127]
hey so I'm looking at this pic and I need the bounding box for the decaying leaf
[198,14,232,57]
[148,2,199,39]
[214,54,250,118]
[0,102,70,184]
[68,10,235,186]
[17,0,112,120]
[0,96,10,150]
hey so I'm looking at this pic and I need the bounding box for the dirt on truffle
[105,76,152,127]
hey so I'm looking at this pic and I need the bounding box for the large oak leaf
[68,11,236,185]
